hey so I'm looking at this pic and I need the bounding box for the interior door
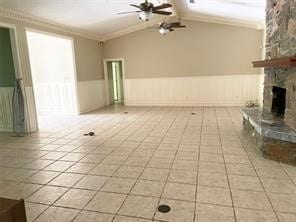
[107,61,114,105]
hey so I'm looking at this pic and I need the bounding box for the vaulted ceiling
[0,0,266,40]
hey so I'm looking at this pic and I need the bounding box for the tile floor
[0,106,296,222]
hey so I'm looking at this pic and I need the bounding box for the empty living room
[0,0,295,221]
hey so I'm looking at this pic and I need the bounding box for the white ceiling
[0,0,266,40]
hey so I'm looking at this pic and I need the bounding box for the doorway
[0,24,26,133]
[104,60,124,105]
[26,30,79,122]
[0,27,17,131]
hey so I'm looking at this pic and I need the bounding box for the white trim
[181,15,265,30]
[0,7,101,41]
[103,58,126,106]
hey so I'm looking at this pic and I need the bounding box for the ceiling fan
[156,21,186,35]
[118,0,173,21]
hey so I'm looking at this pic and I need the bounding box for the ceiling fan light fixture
[159,27,169,35]
[139,11,153,21]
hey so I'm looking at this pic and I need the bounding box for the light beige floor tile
[34,206,79,222]
[74,175,109,190]
[55,188,96,209]
[168,169,197,184]
[79,154,106,163]
[90,164,120,176]
[102,155,128,165]
[102,177,136,194]
[118,195,159,219]
[226,163,257,176]
[268,193,296,213]
[140,168,169,181]
[199,162,226,174]
[48,173,83,187]
[261,177,296,194]
[24,159,55,170]
[196,186,232,206]
[195,203,235,222]
[235,208,278,222]
[44,161,74,171]
[155,199,195,222]
[1,168,37,182]
[113,215,151,222]
[200,145,222,154]
[25,202,48,222]
[147,158,173,169]
[85,192,127,214]
[228,175,264,191]
[27,185,68,205]
[277,212,296,222]
[200,153,224,163]
[131,180,164,197]
[256,166,290,179]
[123,156,150,167]
[74,211,114,222]
[25,171,60,184]
[198,172,229,188]
[113,166,144,179]
[232,189,273,210]
[60,153,86,162]
[172,160,198,171]
[163,182,196,202]
[2,183,41,199]
[66,162,96,174]
[224,154,251,164]
[175,151,199,161]
[41,152,67,160]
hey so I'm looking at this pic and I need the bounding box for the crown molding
[181,14,265,30]
[0,7,102,41]
[102,15,177,41]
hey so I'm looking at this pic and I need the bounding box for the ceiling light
[159,27,169,35]
[139,11,153,21]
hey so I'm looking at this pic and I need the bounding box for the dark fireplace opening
[271,86,286,117]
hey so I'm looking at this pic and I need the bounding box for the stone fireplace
[243,0,296,165]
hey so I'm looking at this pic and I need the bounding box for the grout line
[226,106,280,222]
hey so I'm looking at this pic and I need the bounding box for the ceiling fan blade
[153,3,172,11]
[153,11,172,15]
[117,11,141,15]
[169,28,175,32]
[130,4,143,10]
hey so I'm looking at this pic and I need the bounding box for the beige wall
[103,20,263,79]
[0,16,104,86]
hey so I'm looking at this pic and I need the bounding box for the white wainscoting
[77,80,106,114]
[33,82,78,115]
[0,87,14,131]
[124,74,264,106]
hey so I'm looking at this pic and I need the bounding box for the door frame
[25,28,80,115]
[103,58,126,106]
[0,22,33,132]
